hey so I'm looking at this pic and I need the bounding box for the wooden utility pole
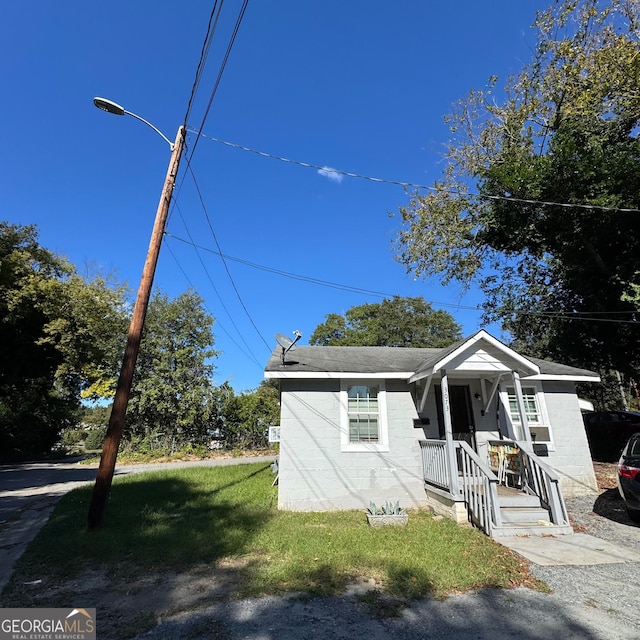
[87,126,185,531]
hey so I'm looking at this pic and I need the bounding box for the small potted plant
[366,500,408,527]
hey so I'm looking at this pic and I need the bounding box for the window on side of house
[341,380,389,451]
[506,385,552,444]
[348,384,379,442]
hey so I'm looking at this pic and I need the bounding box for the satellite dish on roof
[275,330,302,364]
[275,333,295,350]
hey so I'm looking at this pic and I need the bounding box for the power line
[169,200,266,366]
[187,0,250,164]
[507,310,640,324]
[183,159,271,351]
[173,0,250,223]
[190,130,640,214]
[182,0,226,129]
[164,240,265,370]
[165,231,418,299]
[165,232,640,325]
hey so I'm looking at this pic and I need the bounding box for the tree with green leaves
[309,296,462,347]
[393,0,640,376]
[124,289,218,451]
[0,221,127,460]
[219,379,280,449]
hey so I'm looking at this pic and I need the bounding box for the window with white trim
[506,386,551,444]
[348,384,380,443]
[341,380,389,451]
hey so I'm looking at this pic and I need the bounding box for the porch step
[499,506,551,524]
[495,485,570,531]
[491,523,574,538]
[497,492,541,509]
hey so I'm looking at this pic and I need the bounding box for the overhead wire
[186,0,249,163]
[169,0,638,379]
[182,0,226,129]
[168,0,270,367]
[184,159,271,350]
[164,232,640,325]
[189,130,640,214]
[169,201,265,367]
[164,239,264,370]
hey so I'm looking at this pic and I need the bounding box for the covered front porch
[409,332,576,538]
[418,438,572,538]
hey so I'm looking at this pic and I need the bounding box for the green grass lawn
[5,462,542,600]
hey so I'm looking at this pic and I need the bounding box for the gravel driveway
[526,468,640,635]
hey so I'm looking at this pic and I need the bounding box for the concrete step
[497,492,541,508]
[499,506,551,524]
[491,523,574,538]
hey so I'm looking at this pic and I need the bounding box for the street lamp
[87,97,185,530]
[93,97,176,149]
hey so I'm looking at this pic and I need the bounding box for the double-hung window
[348,384,380,443]
[341,380,388,451]
[505,385,552,445]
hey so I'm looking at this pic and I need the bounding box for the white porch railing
[500,440,570,527]
[457,440,502,535]
[419,439,451,491]
[420,438,570,535]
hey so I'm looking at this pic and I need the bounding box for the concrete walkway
[499,531,640,566]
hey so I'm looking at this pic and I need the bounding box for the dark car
[617,433,640,523]
[583,411,640,461]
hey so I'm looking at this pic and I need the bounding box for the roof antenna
[275,330,302,364]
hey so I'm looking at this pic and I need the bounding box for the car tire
[627,509,640,523]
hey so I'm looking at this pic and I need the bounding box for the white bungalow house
[264,330,600,539]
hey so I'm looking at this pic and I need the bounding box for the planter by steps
[366,513,408,527]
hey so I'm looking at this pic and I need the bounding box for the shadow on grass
[385,564,435,599]
[14,464,276,577]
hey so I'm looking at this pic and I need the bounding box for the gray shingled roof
[265,346,438,374]
[528,357,598,378]
[264,344,599,379]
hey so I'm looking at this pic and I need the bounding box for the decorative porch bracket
[481,375,502,417]
[511,371,533,450]
[418,373,433,413]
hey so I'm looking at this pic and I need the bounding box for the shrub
[84,427,107,451]
[61,429,86,447]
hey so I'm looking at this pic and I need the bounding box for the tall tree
[0,222,127,459]
[393,0,640,375]
[309,296,462,347]
[220,379,280,449]
[124,289,218,450]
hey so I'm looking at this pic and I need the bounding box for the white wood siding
[446,348,513,372]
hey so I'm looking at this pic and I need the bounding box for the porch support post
[440,369,459,494]
[511,371,533,451]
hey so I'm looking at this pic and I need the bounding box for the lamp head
[93,97,126,116]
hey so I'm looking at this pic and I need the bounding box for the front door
[435,385,477,450]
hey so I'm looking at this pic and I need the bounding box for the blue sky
[2,1,545,392]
